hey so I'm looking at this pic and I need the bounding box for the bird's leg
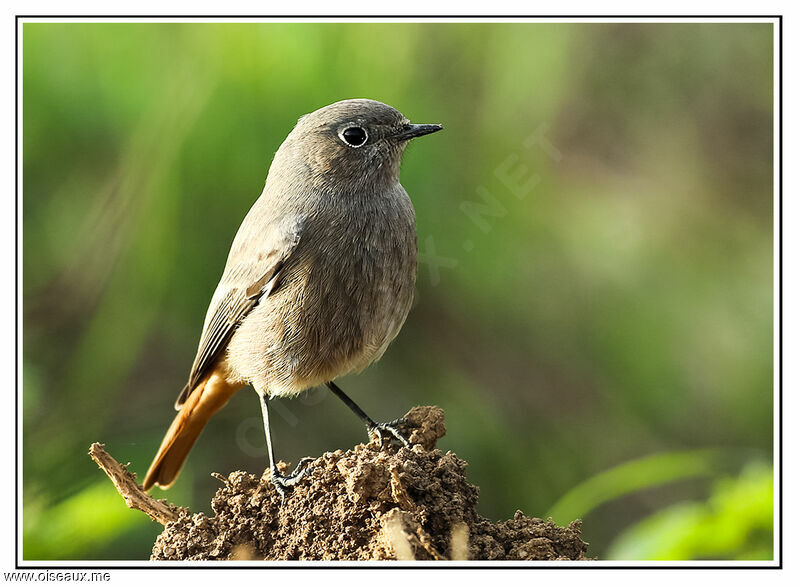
[259,393,313,503]
[325,381,413,449]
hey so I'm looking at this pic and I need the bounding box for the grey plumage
[144,98,441,491]
[184,99,422,400]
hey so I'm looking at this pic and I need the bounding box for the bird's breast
[231,189,417,395]
[301,196,417,368]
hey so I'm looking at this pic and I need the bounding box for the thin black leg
[326,381,412,448]
[326,381,377,428]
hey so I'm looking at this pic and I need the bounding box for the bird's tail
[142,373,242,491]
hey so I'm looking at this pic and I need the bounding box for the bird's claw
[270,457,314,505]
[368,418,414,449]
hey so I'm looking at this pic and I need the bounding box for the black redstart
[143,99,442,495]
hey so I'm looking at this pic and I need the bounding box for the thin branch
[88,442,183,526]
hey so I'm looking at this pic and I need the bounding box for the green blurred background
[22,22,775,561]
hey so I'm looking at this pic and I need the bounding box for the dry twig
[88,442,183,526]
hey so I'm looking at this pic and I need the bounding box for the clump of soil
[150,406,588,561]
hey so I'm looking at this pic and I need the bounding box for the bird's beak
[395,123,443,141]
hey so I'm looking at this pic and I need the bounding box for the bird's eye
[340,126,368,147]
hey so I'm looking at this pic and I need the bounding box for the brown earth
[147,406,587,561]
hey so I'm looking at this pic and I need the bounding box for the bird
[142,99,442,496]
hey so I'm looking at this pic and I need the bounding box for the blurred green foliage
[24,482,150,560]
[22,22,774,560]
[547,449,723,525]
[607,463,773,560]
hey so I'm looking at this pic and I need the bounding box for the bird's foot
[270,457,314,505]
[368,418,415,449]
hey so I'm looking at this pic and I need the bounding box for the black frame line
[13,13,783,571]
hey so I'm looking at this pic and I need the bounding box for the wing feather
[174,217,303,409]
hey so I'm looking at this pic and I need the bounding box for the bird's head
[275,99,442,193]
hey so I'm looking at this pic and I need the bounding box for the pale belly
[225,235,416,397]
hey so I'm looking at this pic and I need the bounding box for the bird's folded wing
[174,217,304,409]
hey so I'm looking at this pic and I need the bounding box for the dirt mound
[149,406,587,561]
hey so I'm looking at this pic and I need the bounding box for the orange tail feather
[143,372,242,491]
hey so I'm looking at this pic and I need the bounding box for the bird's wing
[174,216,304,409]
